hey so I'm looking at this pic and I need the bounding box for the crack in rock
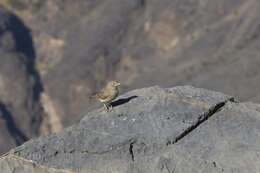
[80,138,137,156]
[167,98,234,145]
[0,103,28,145]
[129,141,135,162]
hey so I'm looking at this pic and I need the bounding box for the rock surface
[0,154,75,173]
[2,86,259,173]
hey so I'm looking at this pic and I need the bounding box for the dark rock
[4,86,254,173]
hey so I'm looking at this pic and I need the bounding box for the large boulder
[2,86,259,173]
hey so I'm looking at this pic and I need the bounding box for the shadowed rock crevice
[80,138,137,156]
[129,141,135,162]
[0,103,28,145]
[6,9,44,102]
[167,99,232,145]
[6,8,44,132]
[0,7,45,154]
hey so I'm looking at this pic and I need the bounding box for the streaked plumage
[92,81,120,112]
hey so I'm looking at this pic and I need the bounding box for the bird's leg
[103,103,109,112]
[108,103,113,112]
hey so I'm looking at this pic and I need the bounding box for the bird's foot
[108,105,113,112]
[103,103,113,112]
[103,104,109,112]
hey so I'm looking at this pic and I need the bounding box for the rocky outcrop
[0,6,44,154]
[2,86,260,173]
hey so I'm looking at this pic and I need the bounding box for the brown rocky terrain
[0,0,260,154]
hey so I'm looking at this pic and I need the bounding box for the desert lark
[92,81,120,112]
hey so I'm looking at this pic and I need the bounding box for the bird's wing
[96,89,110,100]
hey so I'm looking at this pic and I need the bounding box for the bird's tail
[89,93,97,100]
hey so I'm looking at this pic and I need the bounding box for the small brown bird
[92,81,120,112]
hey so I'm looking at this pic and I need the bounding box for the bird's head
[107,80,121,88]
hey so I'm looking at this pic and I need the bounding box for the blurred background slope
[0,0,260,153]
